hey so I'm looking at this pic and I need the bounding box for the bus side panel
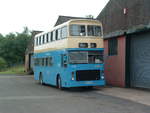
[34,48,105,88]
[34,50,68,86]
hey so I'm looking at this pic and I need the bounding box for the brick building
[97,0,150,89]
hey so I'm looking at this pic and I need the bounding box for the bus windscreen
[68,51,103,64]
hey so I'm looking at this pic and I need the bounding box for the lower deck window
[69,51,88,64]
[34,57,53,66]
[88,51,103,64]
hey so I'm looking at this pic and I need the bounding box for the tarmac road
[0,74,149,113]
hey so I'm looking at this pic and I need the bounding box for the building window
[108,38,118,56]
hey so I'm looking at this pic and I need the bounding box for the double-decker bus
[34,19,105,89]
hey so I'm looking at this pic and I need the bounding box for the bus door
[61,54,67,67]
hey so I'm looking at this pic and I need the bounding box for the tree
[85,15,94,19]
[0,27,32,66]
[0,33,4,41]
[0,57,7,71]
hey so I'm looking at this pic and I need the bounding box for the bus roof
[35,19,102,37]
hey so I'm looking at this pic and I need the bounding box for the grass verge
[0,65,25,75]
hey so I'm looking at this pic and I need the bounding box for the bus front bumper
[62,80,105,88]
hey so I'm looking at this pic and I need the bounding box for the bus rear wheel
[57,76,63,90]
[39,73,44,85]
[84,86,93,90]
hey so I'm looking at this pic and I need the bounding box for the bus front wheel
[39,73,44,85]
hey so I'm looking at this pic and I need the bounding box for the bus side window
[48,57,53,66]
[62,26,67,39]
[61,54,67,67]
[50,32,53,42]
[42,58,45,66]
[39,58,42,66]
[45,58,48,66]
[53,31,56,41]
[34,58,37,66]
[46,33,49,43]
[55,30,58,40]
[42,35,44,44]
[37,58,40,66]
[39,36,41,45]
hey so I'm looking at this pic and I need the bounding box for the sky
[0,0,109,35]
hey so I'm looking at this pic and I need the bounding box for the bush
[0,57,7,71]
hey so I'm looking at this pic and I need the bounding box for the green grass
[0,65,25,75]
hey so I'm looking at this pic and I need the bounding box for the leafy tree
[85,15,94,19]
[0,27,32,66]
[0,33,4,41]
[0,57,7,71]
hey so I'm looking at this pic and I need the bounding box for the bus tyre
[39,73,44,85]
[57,76,63,90]
[85,86,93,89]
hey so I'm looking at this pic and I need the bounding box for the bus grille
[76,70,100,81]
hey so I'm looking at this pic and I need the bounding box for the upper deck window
[46,33,49,43]
[52,31,56,41]
[87,25,102,36]
[35,37,38,46]
[48,33,51,42]
[62,26,67,39]
[42,35,45,44]
[56,29,61,40]
[50,32,53,41]
[70,25,86,36]
[58,29,61,40]
[53,31,56,41]
[39,36,41,45]
[55,30,58,40]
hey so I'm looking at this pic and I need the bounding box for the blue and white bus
[34,19,105,89]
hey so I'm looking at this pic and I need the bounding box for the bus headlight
[71,72,75,80]
[101,70,104,80]
[101,76,105,80]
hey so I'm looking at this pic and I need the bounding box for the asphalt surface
[0,74,149,113]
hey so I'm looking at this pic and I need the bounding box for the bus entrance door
[61,54,67,67]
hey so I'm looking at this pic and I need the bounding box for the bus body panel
[33,19,105,88]
[34,48,105,88]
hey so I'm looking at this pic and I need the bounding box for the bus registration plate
[85,81,94,84]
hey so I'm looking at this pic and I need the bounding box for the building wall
[97,0,150,37]
[104,36,126,87]
[25,54,29,73]
[25,31,42,74]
